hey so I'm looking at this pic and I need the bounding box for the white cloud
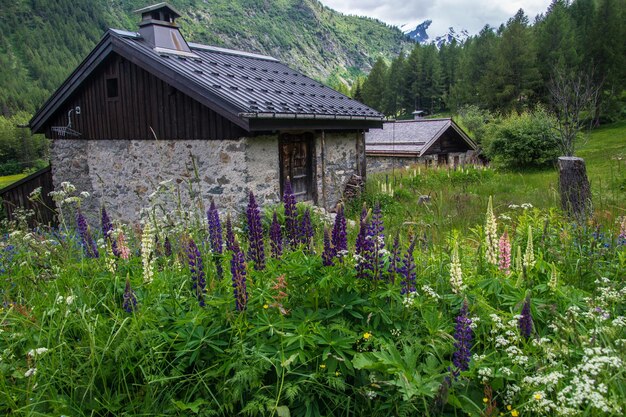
[319,0,551,37]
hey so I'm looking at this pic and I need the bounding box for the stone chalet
[30,3,383,222]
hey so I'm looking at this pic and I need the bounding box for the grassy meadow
[0,122,625,416]
[0,173,27,189]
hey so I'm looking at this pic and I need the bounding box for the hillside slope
[0,0,410,114]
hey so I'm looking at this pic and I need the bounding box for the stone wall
[51,132,361,224]
[314,131,361,210]
[367,151,473,174]
[51,138,280,224]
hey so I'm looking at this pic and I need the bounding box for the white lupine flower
[141,220,156,284]
[523,226,535,269]
[484,196,499,265]
[449,240,464,294]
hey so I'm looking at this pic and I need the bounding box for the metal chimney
[135,3,195,56]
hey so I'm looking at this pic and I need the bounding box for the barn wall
[44,54,246,140]
[51,138,282,224]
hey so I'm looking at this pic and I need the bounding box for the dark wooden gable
[421,127,474,156]
[44,53,247,140]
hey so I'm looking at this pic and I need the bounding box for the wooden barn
[30,3,383,222]
[365,117,478,173]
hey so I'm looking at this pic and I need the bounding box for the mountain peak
[404,20,469,48]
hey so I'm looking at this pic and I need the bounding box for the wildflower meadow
[1,172,625,417]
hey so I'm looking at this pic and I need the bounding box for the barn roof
[365,118,476,156]
[31,28,384,134]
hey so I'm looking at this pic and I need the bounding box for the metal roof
[31,28,383,134]
[365,119,476,156]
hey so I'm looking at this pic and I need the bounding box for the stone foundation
[51,132,362,223]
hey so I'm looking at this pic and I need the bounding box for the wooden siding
[422,130,473,156]
[0,166,57,227]
[43,53,247,140]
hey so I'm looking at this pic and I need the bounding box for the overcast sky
[318,0,553,37]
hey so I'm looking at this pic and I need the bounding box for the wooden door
[280,134,314,202]
[438,153,448,166]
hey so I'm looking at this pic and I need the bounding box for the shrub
[483,107,560,168]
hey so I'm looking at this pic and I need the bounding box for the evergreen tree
[382,52,406,116]
[535,0,579,101]
[490,9,541,112]
[361,57,389,112]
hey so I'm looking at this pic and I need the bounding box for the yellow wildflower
[534,393,542,400]
[483,397,489,403]
[263,304,269,309]
[507,405,512,411]
[511,410,519,417]
[363,332,372,340]
[319,364,326,369]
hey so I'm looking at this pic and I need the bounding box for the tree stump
[558,156,592,220]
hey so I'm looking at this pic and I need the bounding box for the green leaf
[276,405,291,417]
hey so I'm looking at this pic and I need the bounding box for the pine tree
[361,57,389,112]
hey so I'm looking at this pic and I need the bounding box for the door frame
[278,132,316,203]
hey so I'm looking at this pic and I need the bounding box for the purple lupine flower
[186,238,206,307]
[519,297,533,339]
[283,179,298,249]
[76,210,99,258]
[225,213,236,252]
[332,204,347,260]
[164,236,172,257]
[246,191,266,270]
[368,202,386,280]
[101,206,119,256]
[299,208,314,251]
[452,300,473,371]
[230,239,248,311]
[399,239,417,294]
[355,209,375,279]
[122,276,137,313]
[269,210,283,259]
[207,201,224,278]
[388,234,401,284]
[322,228,334,266]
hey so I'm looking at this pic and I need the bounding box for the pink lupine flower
[117,231,131,260]
[498,231,511,274]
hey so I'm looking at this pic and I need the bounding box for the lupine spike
[322,228,334,267]
[484,196,498,265]
[498,231,511,274]
[246,191,265,270]
[269,210,283,259]
[399,239,417,294]
[117,231,131,260]
[452,300,473,371]
[519,297,533,339]
[230,239,248,311]
[225,213,236,252]
[76,210,99,258]
[186,238,206,307]
[369,202,386,280]
[388,234,401,284]
[450,240,464,294]
[164,236,172,257]
[523,226,535,270]
[299,208,314,251]
[122,276,138,313]
[207,201,224,278]
[141,221,155,284]
[331,204,347,259]
[283,179,298,249]
[101,206,119,256]
[354,210,374,279]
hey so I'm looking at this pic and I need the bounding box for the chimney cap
[134,3,182,19]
